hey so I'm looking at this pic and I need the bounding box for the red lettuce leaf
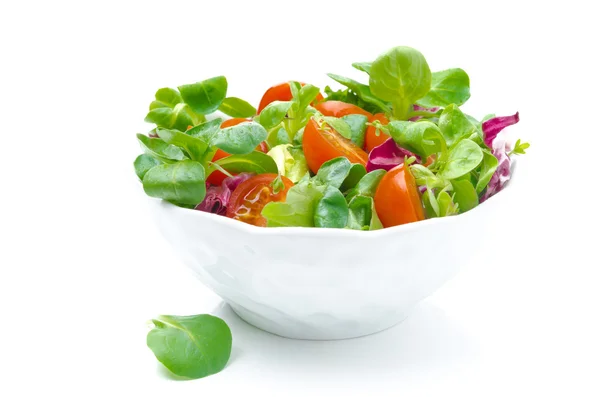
[195,173,253,215]
[482,112,520,147]
[409,104,440,121]
[481,138,512,202]
[367,138,421,172]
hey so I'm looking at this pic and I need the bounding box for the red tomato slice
[226,174,294,227]
[206,118,268,186]
[374,163,424,227]
[257,82,324,114]
[365,113,390,152]
[314,101,372,118]
[302,118,368,174]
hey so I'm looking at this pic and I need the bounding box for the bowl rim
[151,182,512,238]
[149,158,518,238]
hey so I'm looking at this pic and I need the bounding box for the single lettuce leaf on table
[147,314,232,379]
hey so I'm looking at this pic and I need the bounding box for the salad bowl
[148,173,515,340]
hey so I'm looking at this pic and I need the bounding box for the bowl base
[229,303,408,340]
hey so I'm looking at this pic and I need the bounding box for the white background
[1,0,599,395]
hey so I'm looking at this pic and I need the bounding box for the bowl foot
[229,303,408,341]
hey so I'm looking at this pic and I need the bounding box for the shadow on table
[210,300,478,379]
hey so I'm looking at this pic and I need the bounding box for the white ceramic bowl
[147,171,515,340]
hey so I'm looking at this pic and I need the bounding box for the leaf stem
[207,162,234,178]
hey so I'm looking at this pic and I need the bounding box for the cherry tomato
[314,101,372,118]
[220,117,250,128]
[206,118,268,185]
[424,155,435,167]
[257,82,324,114]
[374,163,425,228]
[226,174,294,227]
[302,118,368,174]
[365,113,390,152]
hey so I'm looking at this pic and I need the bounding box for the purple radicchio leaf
[367,138,421,172]
[481,138,512,202]
[480,112,521,201]
[195,173,254,215]
[482,112,520,147]
[409,104,440,121]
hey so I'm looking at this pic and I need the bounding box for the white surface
[1,0,599,395]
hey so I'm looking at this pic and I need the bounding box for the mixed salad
[134,46,528,229]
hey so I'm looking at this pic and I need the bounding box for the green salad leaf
[212,122,268,155]
[451,177,479,213]
[147,314,232,379]
[134,154,161,180]
[179,76,228,115]
[142,160,206,205]
[416,68,471,108]
[409,164,445,189]
[437,191,459,217]
[153,87,183,108]
[145,87,203,131]
[510,139,530,155]
[345,169,386,202]
[156,128,209,161]
[340,163,367,192]
[259,101,293,129]
[369,46,431,120]
[314,157,353,189]
[314,185,349,228]
[387,120,446,159]
[439,139,483,180]
[296,84,321,111]
[145,103,197,132]
[438,104,476,147]
[327,73,390,113]
[422,189,439,218]
[262,180,324,227]
[137,133,186,163]
[341,114,368,148]
[352,62,372,74]
[218,97,256,118]
[322,116,353,140]
[209,151,278,175]
[267,144,309,183]
[475,150,499,193]
[186,118,223,143]
[347,195,374,230]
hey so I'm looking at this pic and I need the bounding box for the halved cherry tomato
[302,118,368,174]
[374,163,424,228]
[424,155,435,167]
[365,113,390,152]
[257,82,324,114]
[314,101,372,118]
[206,118,268,185]
[220,117,250,128]
[226,174,294,227]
